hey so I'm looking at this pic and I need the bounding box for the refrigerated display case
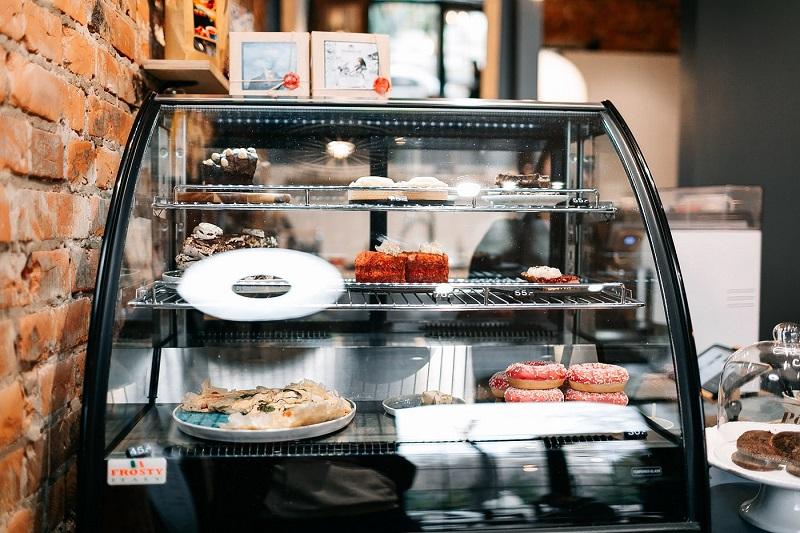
[78,96,708,532]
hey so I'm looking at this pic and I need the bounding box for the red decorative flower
[283,72,300,90]
[373,77,391,95]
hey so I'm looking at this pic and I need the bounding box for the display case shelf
[129,279,642,311]
[152,184,617,214]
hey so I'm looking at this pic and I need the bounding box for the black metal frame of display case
[77,94,709,532]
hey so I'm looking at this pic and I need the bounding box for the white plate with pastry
[382,391,465,416]
[174,379,356,442]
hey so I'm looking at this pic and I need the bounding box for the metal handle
[773,322,800,344]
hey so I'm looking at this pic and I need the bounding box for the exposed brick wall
[0,0,152,530]
[544,0,680,53]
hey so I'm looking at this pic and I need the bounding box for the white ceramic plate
[173,400,356,443]
[482,193,568,207]
[382,394,465,417]
[705,422,800,490]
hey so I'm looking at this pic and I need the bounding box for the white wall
[561,50,681,188]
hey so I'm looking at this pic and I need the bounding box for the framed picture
[311,32,391,98]
[229,32,310,96]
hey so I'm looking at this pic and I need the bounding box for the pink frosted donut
[489,372,509,399]
[505,361,567,390]
[564,388,629,406]
[505,387,564,403]
[567,363,629,393]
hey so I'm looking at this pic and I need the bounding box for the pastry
[489,372,509,399]
[176,223,277,270]
[505,361,567,390]
[771,431,800,462]
[354,241,449,283]
[200,147,258,184]
[405,242,448,283]
[567,363,629,393]
[504,387,564,402]
[732,430,783,470]
[220,147,258,183]
[564,388,629,406]
[181,379,352,430]
[395,176,449,203]
[175,191,292,204]
[496,173,551,189]
[354,240,407,283]
[421,391,454,405]
[520,266,580,284]
[730,451,779,471]
[347,176,399,203]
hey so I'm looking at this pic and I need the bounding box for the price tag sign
[108,457,167,485]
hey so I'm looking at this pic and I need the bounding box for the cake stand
[705,422,800,533]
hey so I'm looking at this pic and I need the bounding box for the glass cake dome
[718,322,800,436]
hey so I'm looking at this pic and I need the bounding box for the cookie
[736,430,783,463]
[771,431,800,462]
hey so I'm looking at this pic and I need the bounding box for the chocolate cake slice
[732,430,782,470]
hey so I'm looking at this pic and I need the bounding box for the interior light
[394,136,406,145]
[522,464,538,472]
[587,284,604,293]
[551,181,565,190]
[455,182,481,197]
[326,141,355,159]
[445,10,458,25]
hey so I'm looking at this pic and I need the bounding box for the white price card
[107,457,167,485]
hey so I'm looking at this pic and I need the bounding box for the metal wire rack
[129,279,642,311]
[153,184,616,214]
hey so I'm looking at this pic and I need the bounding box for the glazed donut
[567,363,628,393]
[564,388,628,406]
[489,372,509,399]
[505,387,564,403]
[505,361,567,390]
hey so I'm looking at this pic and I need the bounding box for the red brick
[54,0,91,25]
[65,84,86,133]
[96,48,136,104]
[6,507,34,533]
[0,320,15,380]
[88,196,109,236]
[0,188,93,242]
[24,436,46,497]
[31,129,64,180]
[53,357,76,414]
[88,96,133,145]
[0,116,32,175]
[70,247,99,291]
[90,0,137,59]
[0,186,8,241]
[30,361,56,417]
[23,2,63,63]
[15,308,59,363]
[95,146,120,189]
[66,139,95,185]
[0,383,25,448]
[15,298,92,363]
[0,253,30,308]
[0,49,7,104]
[7,54,66,123]
[0,446,24,514]
[0,0,26,41]
[27,249,73,304]
[47,409,79,477]
[62,26,95,78]
[62,298,91,350]
[46,473,66,531]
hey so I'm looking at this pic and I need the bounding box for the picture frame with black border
[311,32,390,98]
[229,32,310,96]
